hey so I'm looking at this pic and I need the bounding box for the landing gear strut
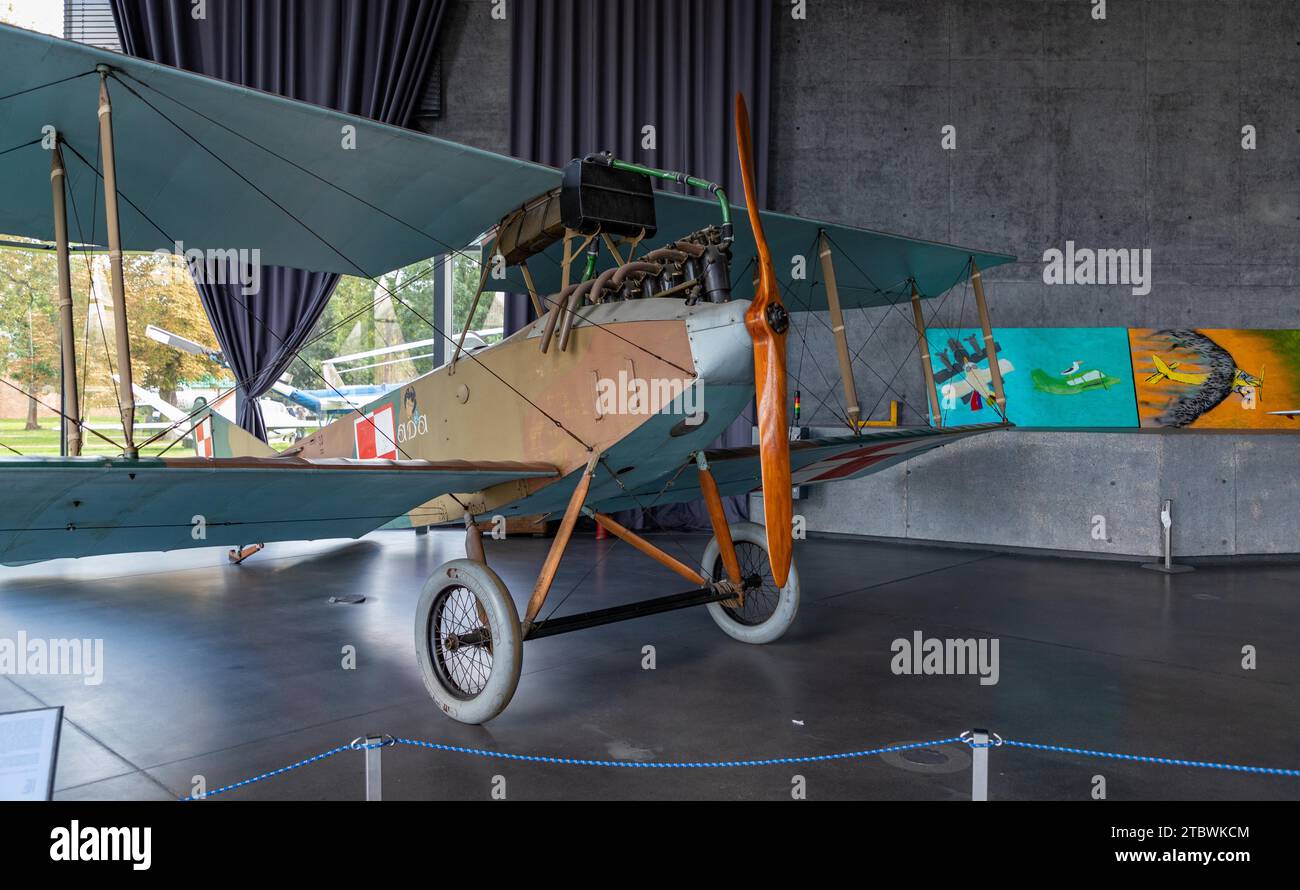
[413,451,799,724]
[228,543,264,565]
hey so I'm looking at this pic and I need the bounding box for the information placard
[0,706,63,801]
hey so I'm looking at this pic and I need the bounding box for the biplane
[1030,363,1121,395]
[932,335,1014,413]
[1147,354,1263,400]
[0,23,1014,723]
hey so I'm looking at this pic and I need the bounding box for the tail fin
[192,408,278,458]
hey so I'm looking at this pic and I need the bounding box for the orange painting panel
[1129,329,1300,429]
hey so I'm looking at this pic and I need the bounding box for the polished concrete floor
[1,527,1297,801]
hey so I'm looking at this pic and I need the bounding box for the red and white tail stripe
[194,416,214,458]
[353,404,398,460]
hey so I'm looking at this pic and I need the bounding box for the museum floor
[2,529,1296,801]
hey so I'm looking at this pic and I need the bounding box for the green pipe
[607,158,732,240]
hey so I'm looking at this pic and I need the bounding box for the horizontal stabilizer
[195,407,278,458]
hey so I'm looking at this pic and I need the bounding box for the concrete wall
[765,0,1299,557]
[769,0,1300,428]
[429,1,1300,557]
[774,427,1300,558]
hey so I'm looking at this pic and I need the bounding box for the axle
[524,575,759,641]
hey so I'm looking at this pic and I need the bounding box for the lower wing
[0,456,556,565]
[588,423,1007,512]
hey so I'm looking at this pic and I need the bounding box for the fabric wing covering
[588,424,1004,513]
[0,456,556,565]
[0,23,1012,311]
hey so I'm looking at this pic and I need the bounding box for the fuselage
[288,297,755,524]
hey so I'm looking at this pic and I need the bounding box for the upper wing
[0,23,558,279]
[0,23,1011,303]
[588,423,1006,513]
[0,455,557,565]
[523,192,1015,309]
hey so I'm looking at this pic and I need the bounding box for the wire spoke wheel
[430,585,494,698]
[703,521,800,644]
[416,560,522,724]
[713,541,781,626]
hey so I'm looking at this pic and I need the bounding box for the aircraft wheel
[415,559,522,724]
[703,521,799,644]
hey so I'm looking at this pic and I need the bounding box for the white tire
[703,521,799,644]
[415,559,522,724]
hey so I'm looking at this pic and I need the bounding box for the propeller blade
[736,92,793,588]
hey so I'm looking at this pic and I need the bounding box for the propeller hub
[764,303,790,335]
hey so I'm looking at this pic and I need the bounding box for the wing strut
[448,236,497,374]
[909,281,943,429]
[970,258,1008,419]
[96,66,138,457]
[817,232,862,431]
[50,139,82,456]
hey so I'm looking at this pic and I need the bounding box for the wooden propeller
[735,93,793,588]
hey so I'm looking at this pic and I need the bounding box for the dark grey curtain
[112,0,447,439]
[511,0,771,193]
[509,0,773,527]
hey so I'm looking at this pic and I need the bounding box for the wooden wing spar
[0,22,1013,309]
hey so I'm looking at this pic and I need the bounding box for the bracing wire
[105,72,593,452]
[111,69,693,381]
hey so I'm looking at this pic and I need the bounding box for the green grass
[0,417,177,457]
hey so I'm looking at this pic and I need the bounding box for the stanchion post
[1141,498,1194,574]
[363,735,384,801]
[970,729,990,801]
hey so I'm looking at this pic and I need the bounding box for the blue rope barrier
[181,732,1300,800]
[181,744,366,801]
[1000,739,1300,778]
[180,737,962,799]
[391,736,964,768]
